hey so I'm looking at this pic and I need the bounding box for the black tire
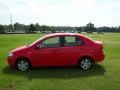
[16,59,31,71]
[78,58,92,70]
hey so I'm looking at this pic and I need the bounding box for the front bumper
[7,56,15,67]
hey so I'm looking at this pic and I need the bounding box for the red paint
[7,33,105,67]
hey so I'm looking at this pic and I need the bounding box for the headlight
[8,52,13,57]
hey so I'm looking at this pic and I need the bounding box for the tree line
[0,22,120,34]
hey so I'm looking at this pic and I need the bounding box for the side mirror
[36,44,44,49]
[35,45,40,49]
[36,42,45,49]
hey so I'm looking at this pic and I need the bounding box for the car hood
[12,45,29,52]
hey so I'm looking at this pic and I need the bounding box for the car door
[60,36,83,65]
[32,36,67,66]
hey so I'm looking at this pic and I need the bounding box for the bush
[0,25,5,34]
[0,30,5,34]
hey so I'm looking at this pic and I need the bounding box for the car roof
[44,33,83,38]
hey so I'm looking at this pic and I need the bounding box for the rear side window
[64,36,82,47]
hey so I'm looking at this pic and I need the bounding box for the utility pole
[10,14,14,32]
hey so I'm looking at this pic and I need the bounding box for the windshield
[29,37,44,47]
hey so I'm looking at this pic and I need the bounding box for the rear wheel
[79,58,92,70]
[16,59,31,71]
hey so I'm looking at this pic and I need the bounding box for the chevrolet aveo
[7,33,105,71]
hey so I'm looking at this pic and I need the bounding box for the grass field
[0,33,120,90]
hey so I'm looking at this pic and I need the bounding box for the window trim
[37,35,84,49]
[39,36,63,49]
[62,36,83,47]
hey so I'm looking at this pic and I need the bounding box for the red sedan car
[7,33,105,71]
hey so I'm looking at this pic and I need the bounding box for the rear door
[61,36,83,65]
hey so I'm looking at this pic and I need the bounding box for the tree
[85,22,96,33]
[40,25,51,33]
[8,24,14,32]
[75,27,82,33]
[35,23,40,31]
[14,22,20,31]
[50,26,56,33]
[26,24,36,33]
[0,25,5,34]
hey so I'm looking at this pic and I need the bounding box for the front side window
[64,36,82,46]
[40,37,60,48]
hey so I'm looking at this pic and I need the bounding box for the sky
[0,0,120,27]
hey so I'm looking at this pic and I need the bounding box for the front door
[32,36,67,66]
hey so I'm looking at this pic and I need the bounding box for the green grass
[0,33,120,90]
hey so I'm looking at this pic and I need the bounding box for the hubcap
[17,60,29,71]
[81,59,91,70]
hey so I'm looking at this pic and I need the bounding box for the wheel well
[77,55,94,65]
[15,57,32,67]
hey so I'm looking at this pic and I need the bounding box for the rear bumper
[95,53,105,62]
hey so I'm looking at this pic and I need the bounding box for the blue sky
[0,0,120,27]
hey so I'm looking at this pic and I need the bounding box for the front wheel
[79,58,92,70]
[16,59,31,71]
